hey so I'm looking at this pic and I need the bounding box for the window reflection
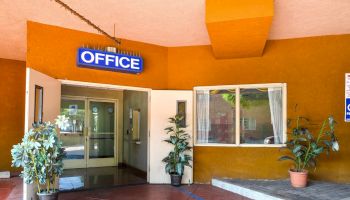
[196,89,236,144]
[240,88,277,144]
[60,99,85,160]
[196,86,284,145]
[89,101,115,159]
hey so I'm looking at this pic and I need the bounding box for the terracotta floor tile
[0,188,12,199]
[191,184,249,200]
[0,174,248,200]
[2,177,23,200]
[59,184,249,200]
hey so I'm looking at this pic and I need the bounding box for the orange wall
[168,34,350,183]
[27,21,168,89]
[0,58,26,171]
[25,22,350,183]
[205,0,273,58]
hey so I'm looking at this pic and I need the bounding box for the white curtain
[268,88,283,144]
[196,90,210,143]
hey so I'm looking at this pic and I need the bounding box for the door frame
[86,98,118,168]
[61,96,119,169]
[59,79,152,182]
[60,95,88,169]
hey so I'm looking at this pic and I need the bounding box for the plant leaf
[278,156,295,162]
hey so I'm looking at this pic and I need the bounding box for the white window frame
[193,83,287,147]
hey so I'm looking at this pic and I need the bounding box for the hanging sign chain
[51,0,121,45]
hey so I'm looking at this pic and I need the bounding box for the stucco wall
[167,35,350,183]
[24,21,350,183]
[0,58,26,172]
[27,21,168,89]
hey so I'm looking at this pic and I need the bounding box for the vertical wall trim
[235,87,240,145]
[283,83,288,143]
[23,68,30,200]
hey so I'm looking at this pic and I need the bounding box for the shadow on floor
[59,166,147,191]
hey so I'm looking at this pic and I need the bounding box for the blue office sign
[77,48,143,74]
[346,98,350,122]
[346,73,350,122]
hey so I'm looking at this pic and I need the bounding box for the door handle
[84,127,89,137]
[84,127,88,142]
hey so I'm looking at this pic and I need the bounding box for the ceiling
[1,0,350,61]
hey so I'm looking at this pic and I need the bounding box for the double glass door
[60,97,117,169]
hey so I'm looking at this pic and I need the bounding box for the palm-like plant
[279,116,339,172]
[162,115,192,176]
[11,121,66,195]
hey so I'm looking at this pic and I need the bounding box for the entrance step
[211,178,350,200]
[212,178,282,200]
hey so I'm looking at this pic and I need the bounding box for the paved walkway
[59,184,250,200]
[215,179,350,200]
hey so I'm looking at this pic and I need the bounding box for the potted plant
[279,115,339,188]
[162,115,192,186]
[11,119,66,200]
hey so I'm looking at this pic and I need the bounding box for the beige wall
[149,90,193,184]
[61,85,124,163]
[26,69,61,130]
[25,68,62,200]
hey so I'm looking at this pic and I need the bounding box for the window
[241,118,256,131]
[195,83,286,147]
[176,101,186,128]
[34,85,43,124]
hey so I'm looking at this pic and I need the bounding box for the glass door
[60,97,117,169]
[87,99,117,167]
[60,97,87,169]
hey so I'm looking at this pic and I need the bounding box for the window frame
[193,83,287,147]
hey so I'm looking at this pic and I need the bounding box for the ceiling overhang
[205,0,274,59]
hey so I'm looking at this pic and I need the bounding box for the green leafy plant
[279,116,339,172]
[11,120,66,194]
[162,115,192,176]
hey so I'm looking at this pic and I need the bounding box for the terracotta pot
[289,169,308,188]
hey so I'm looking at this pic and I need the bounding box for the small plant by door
[162,115,192,186]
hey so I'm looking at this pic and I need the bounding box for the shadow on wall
[123,90,148,172]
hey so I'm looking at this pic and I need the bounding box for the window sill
[194,143,286,148]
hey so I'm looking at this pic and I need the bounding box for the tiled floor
[0,176,22,200]
[0,176,249,200]
[59,184,250,200]
[0,180,13,200]
[60,166,147,191]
